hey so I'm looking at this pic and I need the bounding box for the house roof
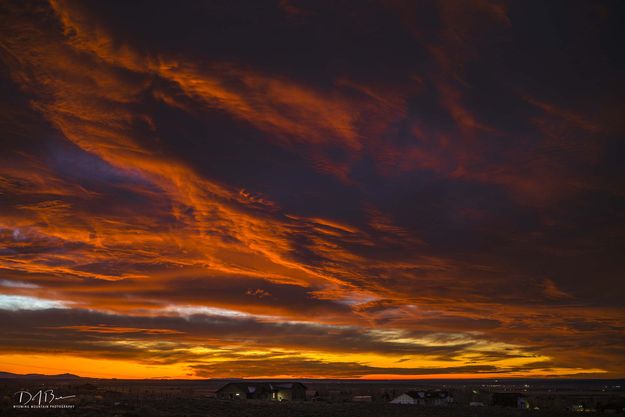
[404,391,425,399]
[216,382,268,393]
[270,382,306,390]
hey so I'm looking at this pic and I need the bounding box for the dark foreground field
[3,399,583,417]
[3,377,623,416]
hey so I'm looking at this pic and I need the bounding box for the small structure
[216,382,306,401]
[492,392,530,409]
[352,395,372,402]
[390,390,453,406]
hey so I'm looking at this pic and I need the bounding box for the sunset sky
[1,0,624,379]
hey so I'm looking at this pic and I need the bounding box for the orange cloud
[0,0,623,379]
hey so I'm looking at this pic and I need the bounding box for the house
[216,381,306,401]
[270,382,307,401]
[425,390,454,406]
[390,390,453,406]
[216,382,268,400]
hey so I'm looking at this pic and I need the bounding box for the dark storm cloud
[0,0,624,377]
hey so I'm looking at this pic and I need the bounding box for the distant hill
[0,371,81,379]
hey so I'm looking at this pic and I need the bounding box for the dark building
[390,390,453,406]
[492,392,530,409]
[216,382,306,401]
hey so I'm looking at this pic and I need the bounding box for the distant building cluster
[216,383,456,407]
[209,380,625,413]
[216,382,306,401]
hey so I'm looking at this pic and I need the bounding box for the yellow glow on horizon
[0,348,606,380]
[0,354,192,379]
